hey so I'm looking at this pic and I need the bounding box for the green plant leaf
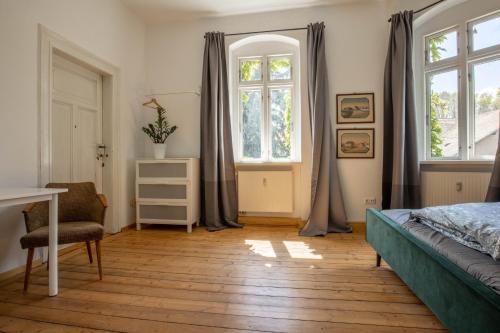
[142,105,178,144]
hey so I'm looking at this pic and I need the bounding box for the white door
[51,54,103,191]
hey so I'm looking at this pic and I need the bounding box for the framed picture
[336,93,375,124]
[337,128,375,159]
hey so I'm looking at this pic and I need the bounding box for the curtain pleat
[300,22,351,236]
[200,32,242,231]
[486,136,500,202]
[382,11,421,210]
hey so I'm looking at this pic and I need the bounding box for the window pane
[472,59,500,159]
[240,59,262,82]
[428,31,458,63]
[269,57,291,80]
[240,89,262,159]
[270,87,292,159]
[429,70,459,158]
[471,15,500,52]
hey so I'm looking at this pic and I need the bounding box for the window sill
[420,160,494,172]
[420,160,494,165]
[235,161,302,167]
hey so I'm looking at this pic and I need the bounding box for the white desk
[0,188,67,296]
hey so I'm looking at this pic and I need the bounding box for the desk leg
[48,194,58,296]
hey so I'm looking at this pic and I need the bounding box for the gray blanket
[410,203,500,260]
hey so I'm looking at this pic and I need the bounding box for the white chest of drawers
[136,158,200,232]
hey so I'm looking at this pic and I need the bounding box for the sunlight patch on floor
[283,241,323,259]
[245,240,277,258]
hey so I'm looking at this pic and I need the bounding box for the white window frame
[236,53,298,162]
[424,10,500,161]
[425,66,462,160]
[238,56,264,84]
[467,11,500,57]
[425,27,459,68]
[238,86,264,161]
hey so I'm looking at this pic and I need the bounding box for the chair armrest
[22,202,49,232]
[23,202,37,214]
[97,194,108,208]
[95,194,108,226]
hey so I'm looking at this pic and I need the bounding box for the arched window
[229,35,301,162]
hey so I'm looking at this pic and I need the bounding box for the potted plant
[142,104,177,159]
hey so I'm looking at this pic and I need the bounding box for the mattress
[382,209,500,295]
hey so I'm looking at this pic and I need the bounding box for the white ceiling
[121,0,366,24]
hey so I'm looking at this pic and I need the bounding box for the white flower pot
[153,143,167,159]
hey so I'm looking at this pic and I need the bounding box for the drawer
[138,204,187,221]
[138,162,188,178]
[138,184,187,200]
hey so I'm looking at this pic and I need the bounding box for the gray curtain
[300,22,351,236]
[200,32,242,231]
[486,137,500,202]
[382,11,421,210]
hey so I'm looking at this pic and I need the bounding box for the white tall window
[424,11,500,160]
[229,35,301,163]
[237,54,295,161]
[234,54,297,162]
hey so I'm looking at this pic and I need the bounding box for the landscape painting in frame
[337,128,375,159]
[336,93,374,124]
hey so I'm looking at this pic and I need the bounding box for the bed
[366,208,500,333]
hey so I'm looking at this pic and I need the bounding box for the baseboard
[239,216,305,227]
[0,242,85,285]
[238,216,365,233]
[121,223,136,232]
[348,221,366,234]
[0,259,44,284]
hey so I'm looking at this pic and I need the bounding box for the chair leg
[376,253,382,267]
[95,240,103,280]
[24,248,35,293]
[85,241,93,263]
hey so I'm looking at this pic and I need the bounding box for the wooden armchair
[20,182,107,292]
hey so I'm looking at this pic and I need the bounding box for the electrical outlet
[364,197,376,205]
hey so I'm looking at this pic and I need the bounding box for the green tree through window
[238,55,294,160]
[270,88,292,158]
[494,88,500,110]
[477,92,494,113]
[429,35,446,157]
[240,60,262,82]
[241,90,262,158]
[430,93,445,157]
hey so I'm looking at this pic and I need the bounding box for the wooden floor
[0,224,448,333]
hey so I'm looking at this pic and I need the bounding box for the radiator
[237,171,293,213]
[422,171,491,207]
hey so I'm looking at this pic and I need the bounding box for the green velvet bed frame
[366,208,500,333]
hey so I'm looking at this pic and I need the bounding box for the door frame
[38,25,121,234]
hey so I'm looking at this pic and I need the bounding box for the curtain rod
[204,27,307,38]
[388,0,445,22]
[145,90,200,97]
[226,27,307,37]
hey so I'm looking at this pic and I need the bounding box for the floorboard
[0,224,448,332]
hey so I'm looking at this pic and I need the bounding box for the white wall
[145,1,393,222]
[0,0,146,273]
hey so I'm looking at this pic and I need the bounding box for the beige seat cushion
[20,221,103,249]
